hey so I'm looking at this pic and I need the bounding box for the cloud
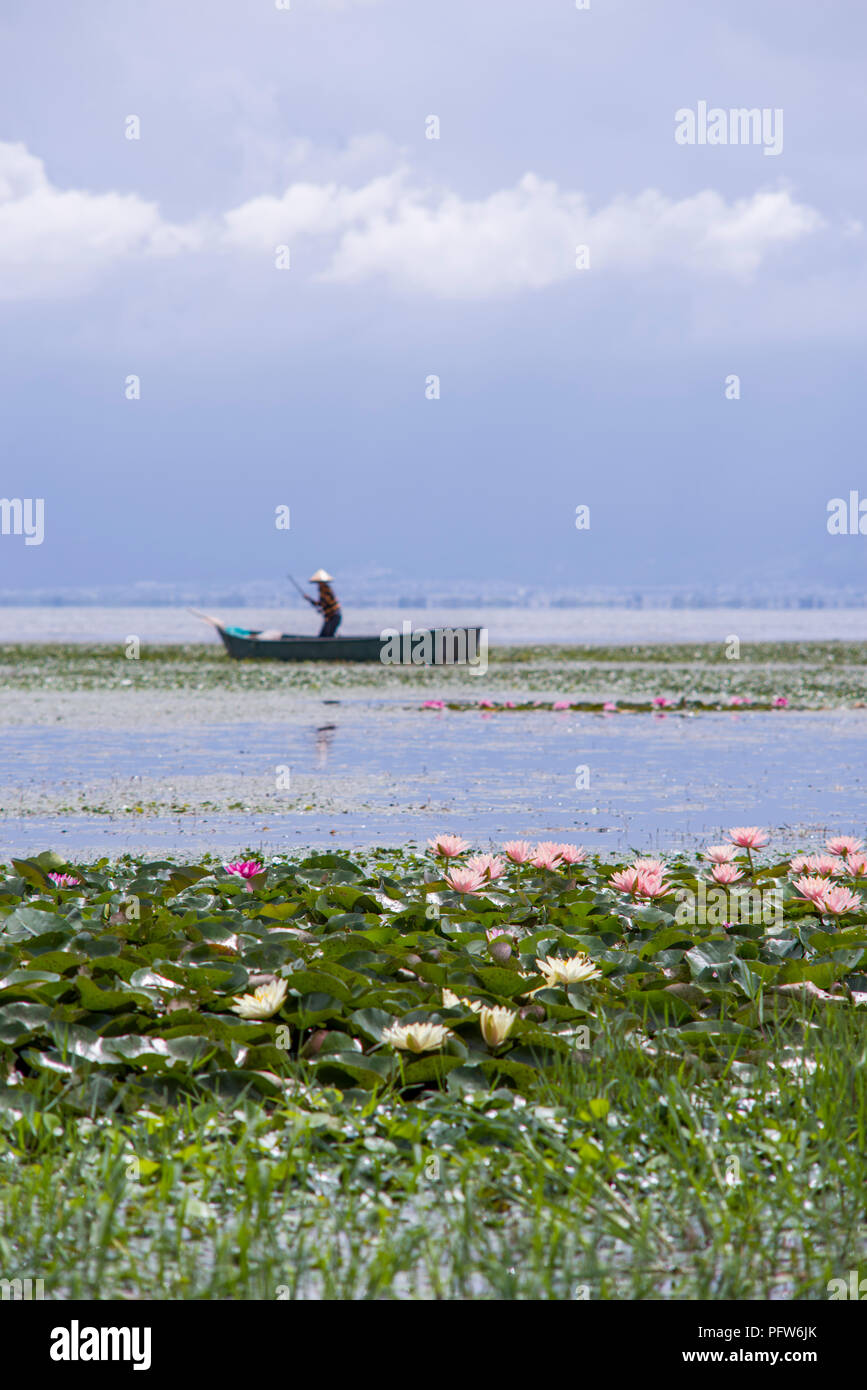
[222,169,824,297]
[321,176,824,296]
[0,142,201,300]
[0,139,826,303]
[221,169,408,249]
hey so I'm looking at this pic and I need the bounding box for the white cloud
[0,139,827,303]
[322,176,824,296]
[0,142,201,300]
[221,169,408,248]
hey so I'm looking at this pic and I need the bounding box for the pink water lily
[478,698,496,709]
[502,840,534,864]
[609,867,640,895]
[704,844,736,864]
[632,857,666,875]
[772,696,789,708]
[652,696,673,708]
[556,843,587,865]
[790,854,844,878]
[224,860,264,879]
[444,867,486,894]
[821,885,863,916]
[603,701,618,712]
[826,836,863,857]
[466,853,506,881]
[48,872,81,888]
[531,841,564,870]
[635,869,672,900]
[793,875,831,907]
[486,926,518,942]
[730,695,752,707]
[552,700,571,711]
[844,853,867,876]
[711,863,743,884]
[428,834,469,858]
[728,827,769,850]
[422,699,445,709]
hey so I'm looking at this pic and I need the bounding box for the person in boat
[308,569,342,637]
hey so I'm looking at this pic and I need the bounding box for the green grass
[1,846,866,1298]
[3,1014,866,1299]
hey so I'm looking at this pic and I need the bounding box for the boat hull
[217,626,484,663]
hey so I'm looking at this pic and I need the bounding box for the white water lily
[535,953,602,987]
[382,1021,453,1053]
[442,988,483,1013]
[230,978,288,1020]
[480,1005,517,1048]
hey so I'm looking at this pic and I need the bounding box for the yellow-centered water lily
[442,988,483,1013]
[382,1021,453,1052]
[480,1004,516,1047]
[535,952,602,987]
[230,978,288,1020]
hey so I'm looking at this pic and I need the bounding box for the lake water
[3,701,865,859]
[2,605,865,647]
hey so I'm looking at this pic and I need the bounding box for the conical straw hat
[309,569,334,582]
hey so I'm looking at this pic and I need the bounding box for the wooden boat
[189,611,484,663]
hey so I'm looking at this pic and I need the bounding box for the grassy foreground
[1,844,866,1298]
[3,639,867,704]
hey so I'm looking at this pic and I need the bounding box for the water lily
[826,836,863,857]
[793,875,830,907]
[224,859,264,879]
[230,978,288,1020]
[556,843,587,865]
[422,699,445,709]
[711,863,743,884]
[428,834,469,858]
[728,827,769,850]
[382,1021,452,1052]
[536,952,602,987]
[485,925,514,941]
[552,700,571,711]
[790,854,844,878]
[442,988,482,1013]
[531,841,564,870]
[609,867,639,894]
[652,695,673,708]
[635,869,672,899]
[502,840,534,863]
[704,844,736,864]
[466,853,506,881]
[48,872,81,887]
[603,701,618,712]
[772,695,789,708]
[821,885,863,916]
[444,867,486,894]
[480,1005,517,1048]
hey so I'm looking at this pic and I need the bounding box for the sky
[0,0,865,596]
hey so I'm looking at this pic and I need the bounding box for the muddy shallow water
[3,699,865,859]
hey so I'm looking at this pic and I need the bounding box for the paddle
[288,575,318,607]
